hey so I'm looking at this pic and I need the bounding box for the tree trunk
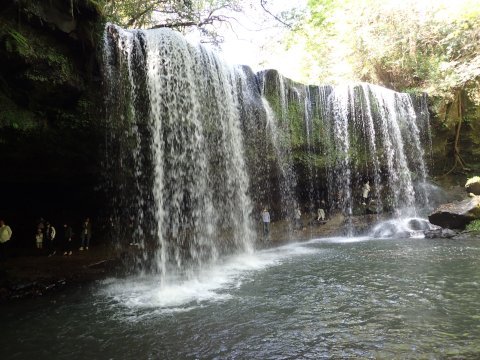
[445,90,469,175]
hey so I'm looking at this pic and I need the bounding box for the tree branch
[260,0,292,29]
[126,5,155,28]
[444,90,470,175]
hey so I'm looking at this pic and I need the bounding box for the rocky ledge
[465,177,480,196]
[428,196,480,229]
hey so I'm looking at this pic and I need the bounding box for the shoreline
[2,214,474,302]
[0,214,385,302]
[0,244,122,302]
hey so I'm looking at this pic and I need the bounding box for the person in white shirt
[362,181,371,206]
[317,208,325,221]
[261,208,270,238]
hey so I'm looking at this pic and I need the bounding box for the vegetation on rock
[466,219,480,231]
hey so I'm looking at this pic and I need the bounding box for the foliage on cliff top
[288,0,480,102]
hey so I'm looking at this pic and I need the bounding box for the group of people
[260,200,328,239]
[35,217,92,256]
[259,181,372,239]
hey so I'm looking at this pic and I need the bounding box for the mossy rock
[0,92,36,130]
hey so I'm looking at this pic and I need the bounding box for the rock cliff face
[0,0,104,246]
[429,196,480,230]
[1,3,479,249]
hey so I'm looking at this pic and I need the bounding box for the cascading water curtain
[103,23,431,256]
[319,83,430,218]
[103,24,255,279]
[258,72,431,224]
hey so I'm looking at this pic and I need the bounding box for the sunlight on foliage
[290,0,480,101]
[100,0,243,44]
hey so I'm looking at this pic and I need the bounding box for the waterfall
[103,25,432,273]
[103,25,255,279]
[259,74,431,222]
[322,84,430,217]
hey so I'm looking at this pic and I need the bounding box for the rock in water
[428,196,480,229]
[424,228,458,239]
[465,177,480,196]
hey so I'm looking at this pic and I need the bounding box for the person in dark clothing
[79,217,92,251]
[45,222,57,256]
[63,223,73,256]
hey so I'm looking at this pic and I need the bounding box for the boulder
[428,196,480,229]
[424,228,458,239]
[465,176,480,196]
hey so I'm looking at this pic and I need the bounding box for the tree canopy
[100,0,297,45]
[99,0,480,108]
[290,0,480,101]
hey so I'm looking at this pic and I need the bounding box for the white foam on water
[100,242,320,311]
[300,235,374,245]
[370,217,437,239]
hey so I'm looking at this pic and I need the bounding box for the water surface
[2,236,480,359]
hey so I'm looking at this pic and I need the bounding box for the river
[2,236,479,359]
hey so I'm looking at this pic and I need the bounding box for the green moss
[466,220,480,231]
[4,29,31,55]
[24,51,79,86]
[0,93,37,130]
[85,0,104,14]
[263,73,310,150]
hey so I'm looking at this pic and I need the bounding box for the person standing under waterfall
[261,208,270,239]
[294,207,302,230]
[362,181,371,206]
[63,223,73,256]
[317,200,326,222]
[79,217,92,251]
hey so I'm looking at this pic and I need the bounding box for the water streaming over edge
[103,25,433,276]
[104,25,255,280]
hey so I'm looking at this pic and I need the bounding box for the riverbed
[1,236,479,359]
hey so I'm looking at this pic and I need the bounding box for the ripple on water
[2,237,480,359]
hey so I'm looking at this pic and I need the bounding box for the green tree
[101,0,297,44]
[293,0,480,94]
[290,0,480,172]
[102,0,243,43]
